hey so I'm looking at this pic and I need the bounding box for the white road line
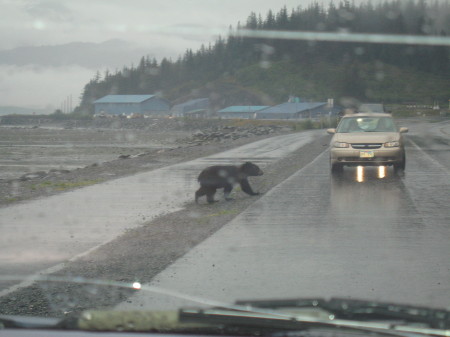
[408,138,450,175]
[0,244,107,298]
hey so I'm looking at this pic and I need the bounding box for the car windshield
[0,0,449,334]
[336,117,397,133]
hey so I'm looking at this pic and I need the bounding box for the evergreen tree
[76,0,450,112]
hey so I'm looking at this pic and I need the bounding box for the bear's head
[240,162,263,176]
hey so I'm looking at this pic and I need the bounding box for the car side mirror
[399,127,409,133]
[327,128,336,134]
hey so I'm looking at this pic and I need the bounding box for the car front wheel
[394,153,406,172]
[331,161,343,174]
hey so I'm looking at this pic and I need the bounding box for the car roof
[342,112,392,118]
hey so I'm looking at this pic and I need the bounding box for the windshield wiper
[233,298,450,329]
[178,298,450,337]
[0,315,61,329]
[2,298,448,336]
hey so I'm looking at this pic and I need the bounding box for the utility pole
[59,95,73,113]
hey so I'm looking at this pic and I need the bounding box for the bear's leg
[206,187,217,204]
[224,183,234,201]
[195,186,208,203]
[240,179,260,196]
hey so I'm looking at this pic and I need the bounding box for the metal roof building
[255,102,338,120]
[93,95,171,116]
[170,98,210,117]
[217,106,269,119]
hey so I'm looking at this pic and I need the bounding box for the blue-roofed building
[170,98,210,117]
[255,102,339,120]
[217,106,269,119]
[93,95,171,116]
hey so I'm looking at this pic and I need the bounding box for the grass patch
[196,208,240,224]
[4,197,19,203]
[293,119,314,131]
[227,119,293,128]
[291,117,339,131]
[31,180,103,191]
[205,209,239,218]
[388,104,450,118]
[225,117,339,130]
[226,117,339,132]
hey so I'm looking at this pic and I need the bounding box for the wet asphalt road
[0,131,320,295]
[1,120,449,311]
[118,120,450,310]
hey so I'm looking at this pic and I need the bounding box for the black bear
[195,162,263,204]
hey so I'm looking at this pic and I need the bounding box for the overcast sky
[1,0,365,110]
[1,0,324,51]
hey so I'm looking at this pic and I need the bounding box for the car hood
[333,132,400,143]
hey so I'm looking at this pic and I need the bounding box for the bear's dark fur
[195,162,263,204]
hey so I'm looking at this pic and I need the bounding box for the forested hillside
[75,0,450,114]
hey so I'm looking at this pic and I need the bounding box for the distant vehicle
[127,113,144,119]
[358,103,388,113]
[327,113,408,173]
[93,112,108,118]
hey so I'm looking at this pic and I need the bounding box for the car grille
[351,143,382,149]
[339,157,393,162]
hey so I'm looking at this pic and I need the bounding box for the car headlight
[385,141,400,148]
[333,141,349,148]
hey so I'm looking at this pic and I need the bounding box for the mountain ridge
[0,39,149,69]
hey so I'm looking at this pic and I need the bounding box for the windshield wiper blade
[0,315,61,329]
[234,298,450,329]
[179,306,449,337]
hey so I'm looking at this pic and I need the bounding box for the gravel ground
[0,117,330,319]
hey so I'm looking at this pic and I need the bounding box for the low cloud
[0,64,96,109]
[23,0,74,23]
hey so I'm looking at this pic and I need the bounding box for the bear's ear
[241,162,252,170]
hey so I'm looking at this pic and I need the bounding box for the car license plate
[360,150,374,158]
